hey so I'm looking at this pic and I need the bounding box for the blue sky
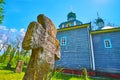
[1,0,120,30]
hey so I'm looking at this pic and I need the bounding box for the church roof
[58,23,90,32]
[102,26,114,30]
[59,19,82,28]
[91,27,120,34]
[58,11,83,28]
[67,12,76,20]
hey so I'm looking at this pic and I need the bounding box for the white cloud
[10,28,17,32]
[20,28,26,37]
[0,26,26,46]
[20,28,25,32]
[0,26,8,30]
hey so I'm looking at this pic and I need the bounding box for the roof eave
[57,23,90,32]
[91,27,120,34]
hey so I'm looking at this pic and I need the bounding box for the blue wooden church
[55,11,120,74]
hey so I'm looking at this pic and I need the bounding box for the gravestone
[15,60,23,73]
[22,14,60,80]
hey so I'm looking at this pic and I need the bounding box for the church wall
[92,31,120,73]
[55,27,91,70]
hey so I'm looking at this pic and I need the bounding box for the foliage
[81,68,89,80]
[0,43,31,67]
[0,45,12,63]
[0,32,31,67]
[0,0,5,24]
[8,47,16,63]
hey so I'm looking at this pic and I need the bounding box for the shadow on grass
[0,63,27,73]
[0,64,14,71]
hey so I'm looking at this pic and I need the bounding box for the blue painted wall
[92,31,120,73]
[55,27,92,70]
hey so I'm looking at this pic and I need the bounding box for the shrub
[81,68,89,80]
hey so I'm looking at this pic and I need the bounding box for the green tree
[0,45,12,63]
[0,0,5,24]
[7,47,16,68]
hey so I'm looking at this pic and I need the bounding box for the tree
[7,47,16,68]
[0,0,5,24]
[0,44,12,63]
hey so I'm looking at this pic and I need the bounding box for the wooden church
[55,11,120,74]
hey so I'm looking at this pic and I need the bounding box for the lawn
[0,63,119,80]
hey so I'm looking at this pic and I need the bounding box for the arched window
[62,24,64,28]
[74,21,76,25]
[66,23,71,27]
[104,39,112,48]
[61,36,67,46]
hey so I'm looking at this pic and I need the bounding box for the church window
[74,21,76,25]
[61,37,67,45]
[104,39,112,48]
[66,23,71,27]
[62,24,64,28]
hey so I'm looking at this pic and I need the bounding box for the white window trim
[104,39,112,48]
[61,36,67,46]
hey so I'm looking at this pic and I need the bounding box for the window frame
[61,36,67,46]
[74,21,76,25]
[104,39,112,48]
[66,23,71,27]
[62,24,64,28]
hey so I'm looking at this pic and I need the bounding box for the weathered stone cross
[22,14,60,80]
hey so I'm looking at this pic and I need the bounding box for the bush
[81,68,89,80]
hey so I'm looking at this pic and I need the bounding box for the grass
[0,63,24,80]
[0,63,119,80]
[0,70,24,80]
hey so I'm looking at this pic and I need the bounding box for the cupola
[95,13,104,30]
[67,12,76,21]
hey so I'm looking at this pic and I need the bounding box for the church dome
[67,12,76,21]
[95,17,104,30]
[58,11,82,28]
[96,17,104,24]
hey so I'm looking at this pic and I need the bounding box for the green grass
[0,63,24,80]
[0,69,91,80]
[52,72,90,80]
[0,70,24,80]
[0,63,119,80]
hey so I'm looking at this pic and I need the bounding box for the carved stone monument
[22,14,60,80]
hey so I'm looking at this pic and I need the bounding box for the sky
[1,0,120,30]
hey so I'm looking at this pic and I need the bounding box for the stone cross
[22,14,60,80]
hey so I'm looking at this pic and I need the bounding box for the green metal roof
[96,17,104,23]
[67,12,76,20]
